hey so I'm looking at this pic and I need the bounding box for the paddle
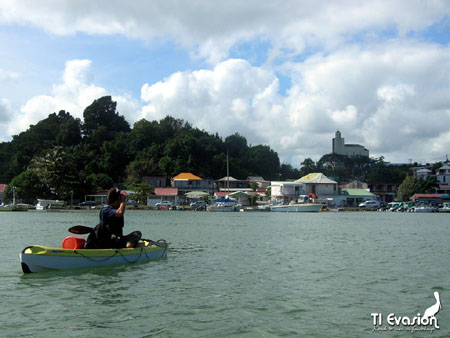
[68,225,92,234]
[67,225,167,248]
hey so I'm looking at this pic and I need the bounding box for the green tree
[128,182,154,205]
[82,96,130,137]
[85,173,114,192]
[419,176,440,194]
[279,163,301,180]
[244,145,280,180]
[299,158,316,177]
[224,133,248,158]
[397,176,422,201]
[250,181,259,191]
[4,171,47,203]
[29,146,78,199]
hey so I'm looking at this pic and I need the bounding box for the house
[270,181,306,203]
[340,180,369,189]
[295,173,338,197]
[247,176,270,189]
[436,165,450,185]
[414,168,432,179]
[147,187,179,206]
[435,185,450,200]
[216,176,250,191]
[410,193,442,206]
[171,173,215,193]
[332,130,369,158]
[142,176,167,188]
[0,184,6,204]
[84,190,108,205]
[367,182,398,203]
[340,188,377,207]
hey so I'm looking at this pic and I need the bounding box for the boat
[36,199,65,210]
[0,187,28,211]
[270,195,323,212]
[438,203,450,213]
[20,240,168,273]
[0,204,28,212]
[413,205,436,213]
[270,203,323,212]
[208,198,241,212]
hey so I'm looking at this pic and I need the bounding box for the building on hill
[332,130,369,158]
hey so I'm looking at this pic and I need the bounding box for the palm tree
[420,176,440,194]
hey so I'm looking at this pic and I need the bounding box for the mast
[226,151,230,192]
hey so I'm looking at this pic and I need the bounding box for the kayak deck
[20,240,168,273]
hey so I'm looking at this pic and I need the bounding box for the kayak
[20,240,168,273]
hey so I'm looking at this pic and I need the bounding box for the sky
[0,0,450,166]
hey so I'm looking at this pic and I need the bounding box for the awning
[185,191,209,198]
[228,191,251,197]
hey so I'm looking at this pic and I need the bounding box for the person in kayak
[85,188,141,249]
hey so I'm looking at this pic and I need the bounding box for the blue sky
[1,1,450,166]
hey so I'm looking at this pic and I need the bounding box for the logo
[371,291,442,333]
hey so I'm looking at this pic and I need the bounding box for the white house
[436,165,450,184]
[295,173,338,197]
[270,181,306,203]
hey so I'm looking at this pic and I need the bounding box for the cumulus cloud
[2,2,450,164]
[141,59,281,141]
[1,1,450,63]
[9,59,140,136]
[139,40,450,164]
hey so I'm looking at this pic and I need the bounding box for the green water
[1,210,449,337]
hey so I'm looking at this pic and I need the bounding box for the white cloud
[2,2,450,164]
[139,40,450,164]
[9,59,139,136]
[1,1,450,63]
[0,68,20,81]
[141,59,280,141]
[0,98,14,121]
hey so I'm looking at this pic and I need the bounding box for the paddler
[85,188,142,249]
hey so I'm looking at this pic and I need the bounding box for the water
[1,210,449,337]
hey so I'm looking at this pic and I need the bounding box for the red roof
[154,188,178,196]
[0,184,6,193]
[413,194,442,198]
[439,185,450,189]
[214,192,228,198]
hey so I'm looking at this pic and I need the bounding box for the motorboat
[207,198,241,212]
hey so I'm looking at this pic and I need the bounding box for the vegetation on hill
[0,95,418,203]
[0,96,289,202]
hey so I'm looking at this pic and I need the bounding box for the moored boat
[270,203,323,212]
[207,198,241,212]
[438,203,450,213]
[20,240,168,273]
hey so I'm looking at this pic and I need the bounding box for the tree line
[0,96,287,203]
[1,95,431,204]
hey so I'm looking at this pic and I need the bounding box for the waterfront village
[1,130,449,213]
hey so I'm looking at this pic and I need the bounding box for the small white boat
[438,203,450,213]
[270,203,323,212]
[414,205,436,213]
[208,198,241,212]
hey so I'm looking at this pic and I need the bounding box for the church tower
[332,130,345,155]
